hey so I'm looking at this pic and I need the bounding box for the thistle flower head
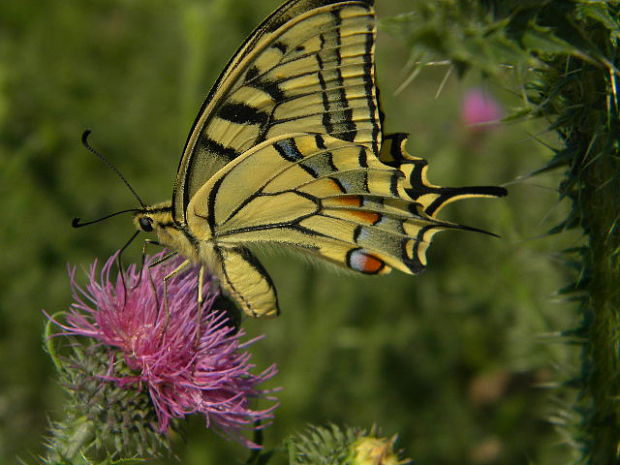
[50,252,277,450]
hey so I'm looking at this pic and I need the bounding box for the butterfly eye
[139,217,154,232]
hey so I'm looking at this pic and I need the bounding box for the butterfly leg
[136,239,165,290]
[141,239,180,273]
[140,240,177,310]
[162,259,190,323]
[195,265,208,343]
[198,265,205,305]
[141,238,162,264]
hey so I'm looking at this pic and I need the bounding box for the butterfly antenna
[81,129,146,207]
[119,230,140,260]
[72,209,139,228]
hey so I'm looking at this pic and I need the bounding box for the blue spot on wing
[274,138,303,162]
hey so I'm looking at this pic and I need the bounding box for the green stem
[507,2,620,461]
[578,129,620,465]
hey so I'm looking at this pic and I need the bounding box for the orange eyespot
[347,249,385,274]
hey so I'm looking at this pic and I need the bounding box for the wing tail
[380,133,507,216]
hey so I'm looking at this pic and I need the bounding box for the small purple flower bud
[461,88,503,131]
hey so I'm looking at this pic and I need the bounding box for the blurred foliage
[0,0,586,464]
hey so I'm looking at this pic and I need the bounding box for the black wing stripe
[198,134,241,161]
[317,34,334,135]
[358,146,368,168]
[362,20,379,154]
[217,102,270,125]
[331,9,357,142]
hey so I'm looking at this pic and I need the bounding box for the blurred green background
[0,0,580,464]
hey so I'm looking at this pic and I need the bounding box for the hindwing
[187,133,498,287]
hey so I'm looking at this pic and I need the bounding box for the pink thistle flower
[461,88,503,131]
[51,252,278,448]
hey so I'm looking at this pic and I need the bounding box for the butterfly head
[134,201,197,259]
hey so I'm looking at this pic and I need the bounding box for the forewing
[174,0,380,222]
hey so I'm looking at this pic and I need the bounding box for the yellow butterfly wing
[135,0,507,318]
[185,133,505,317]
[173,0,380,223]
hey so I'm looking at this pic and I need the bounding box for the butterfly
[132,0,507,318]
